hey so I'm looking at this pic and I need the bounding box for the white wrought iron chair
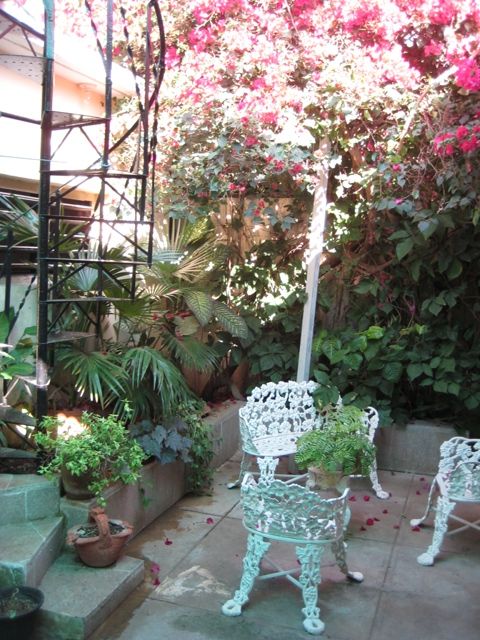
[230,380,388,499]
[222,473,363,635]
[410,436,480,566]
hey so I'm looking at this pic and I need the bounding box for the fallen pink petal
[393,524,400,529]
[382,509,389,514]
[164,538,173,546]
[206,517,214,525]
[366,518,375,526]
[374,517,380,521]
[152,577,161,587]
[348,495,357,502]
[363,495,371,502]
[416,490,421,495]
[150,563,160,574]
[420,477,425,481]
[411,526,421,532]
[360,526,367,531]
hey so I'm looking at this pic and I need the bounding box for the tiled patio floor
[90,457,480,640]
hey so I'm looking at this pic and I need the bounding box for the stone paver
[90,464,480,640]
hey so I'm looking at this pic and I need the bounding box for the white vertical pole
[296,138,330,382]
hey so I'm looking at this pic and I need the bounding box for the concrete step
[0,473,60,525]
[0,516,64,587]
[33,550,144,639]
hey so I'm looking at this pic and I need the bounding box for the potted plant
[295,404,376,492]
[34,411,146,505]
[0,586,44,640]
[67,506,133,567]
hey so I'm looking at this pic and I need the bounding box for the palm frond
[183,290,214,326]
[57,348,127,406]
[122,346,191,414]
[212,300,249,338]
[162,332,218,372]
[173,241,216,283]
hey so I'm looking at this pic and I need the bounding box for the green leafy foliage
[295,405,376,476]
[178,400,215,495]
[129,419,192,464]
[35,412,146,506]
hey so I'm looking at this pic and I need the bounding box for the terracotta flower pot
[61,466,96,500]
[67,507,133,567]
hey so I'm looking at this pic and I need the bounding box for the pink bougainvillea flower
[150,563,160,574]
[363,495,371,502]
[366,518,375,526]
[411,525,421,532]
[152,577,161,587]
[164,538,173,546]
[206,517,214,525]
[382,509,388,514]
[349,495,357,502]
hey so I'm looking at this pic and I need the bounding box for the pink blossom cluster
[433,121,480,155]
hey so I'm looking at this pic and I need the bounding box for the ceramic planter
[0,586,44,640]
[61,466,96,500]
[306,466,349,494]
[67,506,133,567]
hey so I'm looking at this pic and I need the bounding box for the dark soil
[76,521,125,538]
[0,590,37,619]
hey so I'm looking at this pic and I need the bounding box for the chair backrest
[239,380,380,457]
[438,437,480,501]
[241,472,348,542]
[239,381,320,456]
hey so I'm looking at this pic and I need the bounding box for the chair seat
[242,474,347,543]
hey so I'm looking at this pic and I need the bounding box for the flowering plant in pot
[34,411,146,505]
[295,405,376,492]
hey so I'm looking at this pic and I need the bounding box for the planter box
[206,400,243,469]
[61,400,243,536]
[375,420,459,474]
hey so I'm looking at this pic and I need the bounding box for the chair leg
[417,495,455,566]
[222,533,271,616]
[227,453,253,489]
[296,544,325,635]
[331,539,364,583]
[369,461,389,499]
[410,478,438,527]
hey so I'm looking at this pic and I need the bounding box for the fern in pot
[295,404,376,493]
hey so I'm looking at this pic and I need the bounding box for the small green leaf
[446,259,463,280]
[383,362,403,382]
[396,238,414,261]
[406,363,423,381]
[418,219,438,239]
[364,326,384,340]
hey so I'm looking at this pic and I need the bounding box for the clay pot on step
[67,506,133,567]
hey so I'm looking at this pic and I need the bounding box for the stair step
[0,517,64,587]
[33,551,144,639]
[0,474,60,525]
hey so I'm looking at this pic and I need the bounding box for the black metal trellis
[32,0,165,419]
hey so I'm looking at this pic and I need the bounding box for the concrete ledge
[0,474,60,526]
[0,517,64,587]
[35,552,144,640]
[375,420,459,474]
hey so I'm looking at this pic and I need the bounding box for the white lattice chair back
[241,472,348,542]
[239,380,321,457]
[438,437,480,502]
